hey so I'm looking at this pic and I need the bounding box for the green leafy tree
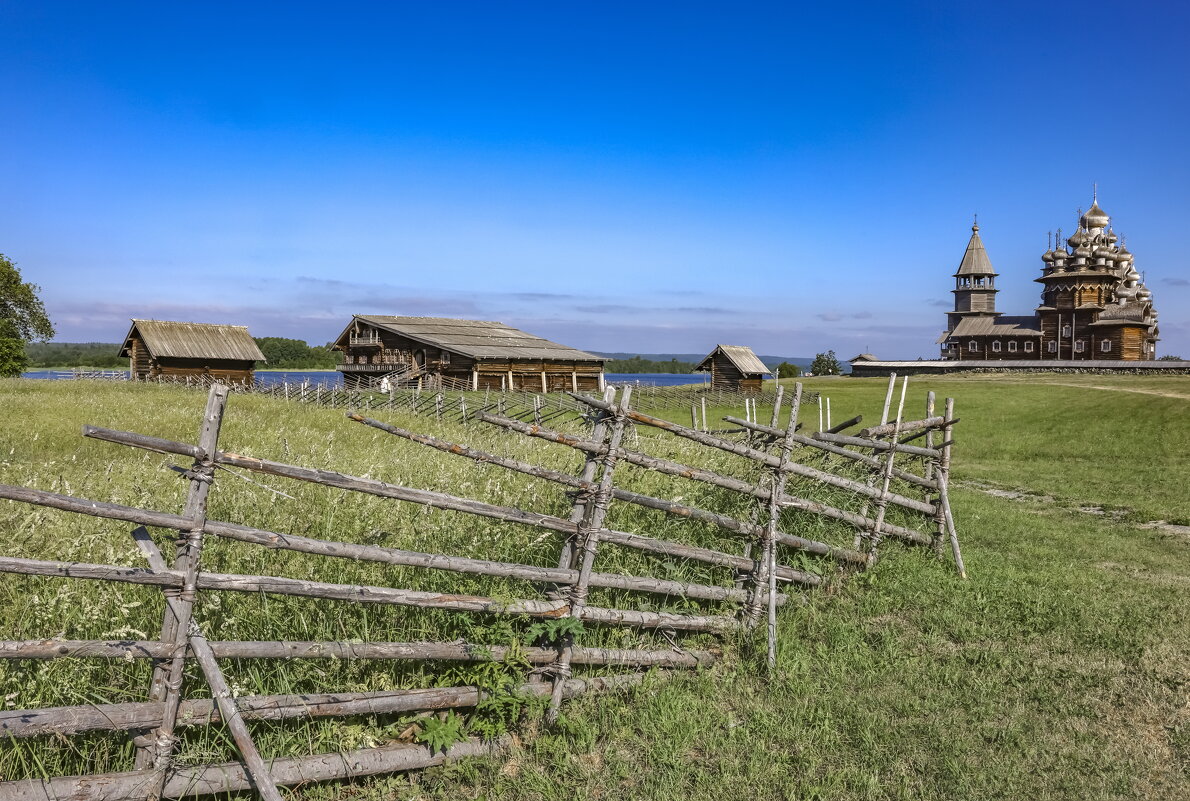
[1157,354,1183,361]
[809,350,842,376]
[253,337,340,369]
[0,254,55,377]
[775,361,800,378]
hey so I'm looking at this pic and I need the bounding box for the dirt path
[1035,381,1190,400]
[957,479,1190,539]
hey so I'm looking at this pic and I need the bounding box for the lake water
[21,370,708,388]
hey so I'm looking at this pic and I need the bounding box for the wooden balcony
[348,333,382,347]
[338,363,387,372]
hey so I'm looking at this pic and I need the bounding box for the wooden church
[938,197,1160,361]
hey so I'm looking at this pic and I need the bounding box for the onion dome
[1067,229,1085,248]
[1081,201,1110,230]
[1105,228,1118,244]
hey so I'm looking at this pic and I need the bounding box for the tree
[809,350,842,376]
[1157,354,1183,361]
[0,254,55,377]
[775,361,800,378]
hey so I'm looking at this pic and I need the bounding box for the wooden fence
[0,374,961,799]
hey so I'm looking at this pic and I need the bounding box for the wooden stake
[939,397,967,578]
[548,386,632,720]
[766,383,802,672]
[864,376,909,566]
[133,529,283,801]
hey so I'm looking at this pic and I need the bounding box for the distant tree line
[604,355,697,374]
[24,342,124,369]
[25,337,340,370]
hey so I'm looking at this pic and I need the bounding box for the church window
[1024,341,1034,353]
[1061,325,1072,338]
[1008,341,1018,352]
[1074,340,1085,353]
[1047,341,1058,353]
[992,341,1001,352]
[968,341,978,352]
[1100,339,1111,353]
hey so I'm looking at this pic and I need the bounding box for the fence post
[864,376,909,566]
[761,383,802,671]
[548,385,632,722]
[136,383,283,801]
[937,397,966,578]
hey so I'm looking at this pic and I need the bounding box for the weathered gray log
[82,425,822,585]
[0,674,640,800]
[0,482,815,587]
[473,413,928,551]
[1,672,641,738]
[0,555,738,632]
[562,386,616,573]
[0,638,718,667]
[901,418,960,444]
[350,413,825,580]
[723,415,937,491]
[823,414,862,434]
[568,393,936,514]
[857,416,946,439]
[473,412,872,564]
[813,431,940,460]
[351,415,795,555]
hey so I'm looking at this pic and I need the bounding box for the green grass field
[1,375,1187,800]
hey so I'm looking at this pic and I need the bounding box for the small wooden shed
[695,345,771,392]
[333,315,606,391]
[119,319,267,384]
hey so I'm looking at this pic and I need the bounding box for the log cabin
[333,315,606,391]
[938,197,1159,361]
[119,319,267,384]
[695,345,771,392]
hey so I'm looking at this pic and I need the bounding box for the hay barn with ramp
[118,319,266,384]
[333,315,606,391]
[695,345,772,392]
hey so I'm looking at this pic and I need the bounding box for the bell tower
[948,219,1000,332]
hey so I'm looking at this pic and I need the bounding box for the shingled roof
[955,224,997,277]
[345,316,604,362]
[695,345,772,376]
[119,320,267,361]
[935,315,1042,343]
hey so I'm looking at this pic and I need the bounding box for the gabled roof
[119,319,267,361]
[850,353,879,362]
[695,345,772,376]
[341,316,604,362]
[955,224,997,277]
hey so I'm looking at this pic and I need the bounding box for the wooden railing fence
[0,373,961,799]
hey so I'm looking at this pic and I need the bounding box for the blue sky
[3,1,1187,358]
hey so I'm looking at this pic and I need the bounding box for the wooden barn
[333,315,606,391]
[119,319,267,384]
[695,345,771,392]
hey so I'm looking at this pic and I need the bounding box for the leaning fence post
[548,385,632,722]
[131,528,284,801]
[864,376,909,566]
[937,397,967,578]
[135,385,248,797]
[557,386,617,575]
